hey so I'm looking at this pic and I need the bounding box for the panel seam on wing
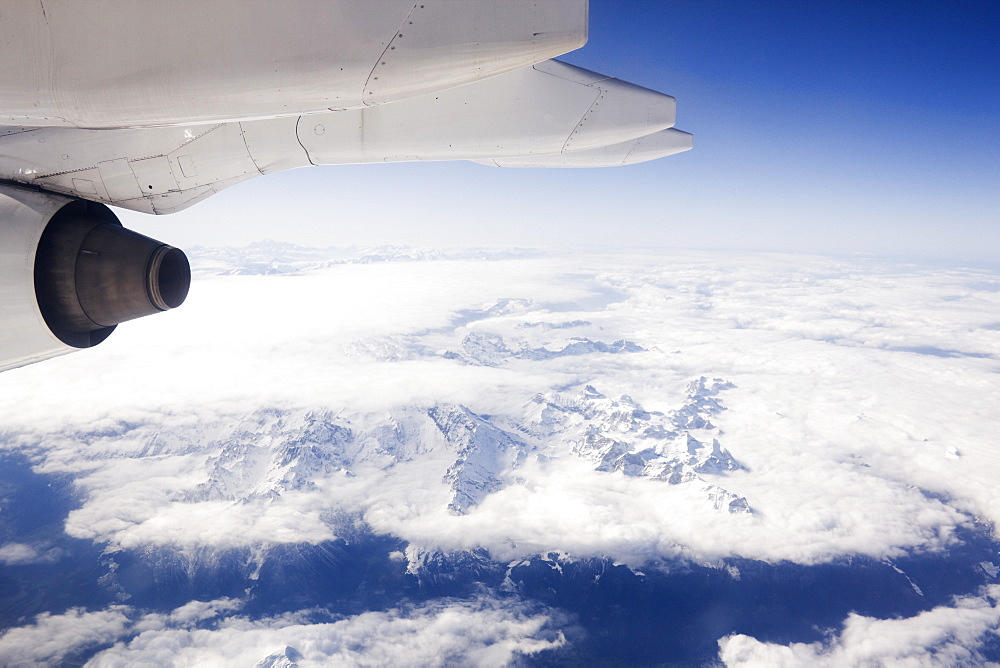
[294,116,317,166]
[238,123,265,176]
[559,88,603,154]
[620,136,644,166]
[362,2,420,107]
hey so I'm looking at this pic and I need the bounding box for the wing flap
[475,128,693,168]
[299,60,678,165]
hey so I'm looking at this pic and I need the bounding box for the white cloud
[0,542,37,564]
[66,491,337,552]
[1,250,999,566]
[84,597,563,668]
[130,598,244,633]
[0,542,59,565]
[0,593,565,668]
[718,585,1000,666]
[0,607,130,666]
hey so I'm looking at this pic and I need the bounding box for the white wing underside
[0,1,690,215]
[0,61,690,215]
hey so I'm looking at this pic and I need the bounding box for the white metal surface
[476,128,695,168]
[0,0,587,129]
[0,185,75,372]
[299,61,678,164]
[0,61,686,214]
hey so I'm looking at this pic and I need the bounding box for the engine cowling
[0,184,189,372]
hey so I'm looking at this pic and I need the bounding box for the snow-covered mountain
[445,332,645,366]
[174,375,747,522]
[188,241,541,276]
[515,377,750,513]
[195,410,354,501]
[429,405,528,514]
[255,646,303,668]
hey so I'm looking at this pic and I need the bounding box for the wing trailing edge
[0,60,689,214]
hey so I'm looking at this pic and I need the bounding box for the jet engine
[0,183,189,372]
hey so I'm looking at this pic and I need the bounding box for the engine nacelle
[0,184,189,372]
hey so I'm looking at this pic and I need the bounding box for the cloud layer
[0,596,564,667]
[1,248,998,570]
[719,585,1000,666]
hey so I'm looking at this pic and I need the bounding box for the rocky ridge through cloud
[444,332,645,367]
[516,377,750,513]
[344,296,627,366]
[194,409,355,502]
[180,377,747,520]
[254,645,303,668]
[428,406,526,514]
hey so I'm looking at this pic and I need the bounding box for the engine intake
[33,201,190,348]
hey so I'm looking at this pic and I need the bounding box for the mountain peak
[255,645,304,668]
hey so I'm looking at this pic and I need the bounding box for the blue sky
[127,0,999,259]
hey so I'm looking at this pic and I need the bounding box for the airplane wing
[1,0,588,128]
[0,1,691,373]
[0,61,687,215]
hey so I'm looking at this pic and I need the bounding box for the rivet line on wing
[561,88,603,154]
[362,2,427,106]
